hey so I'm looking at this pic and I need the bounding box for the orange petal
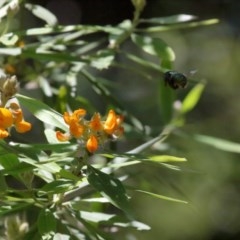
[56,131,71,142]
[104,110,117,135]
[15,121,32,133]
[0,108,13,128]
[73,109,86,119]
[12,109,23,123]
[89,113,102,131]
[69,122,84,138]
[86,135,98,153]
[63,112,71,125]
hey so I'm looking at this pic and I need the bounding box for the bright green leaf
[181,82,205,114]
[148,155,187,162]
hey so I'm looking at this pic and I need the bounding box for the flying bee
[164,71,188,89]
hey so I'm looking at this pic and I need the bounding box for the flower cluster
[56,109,124,153]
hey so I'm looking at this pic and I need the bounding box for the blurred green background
[8,0,240,239]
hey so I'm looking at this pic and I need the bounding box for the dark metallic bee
[164,71,188,89]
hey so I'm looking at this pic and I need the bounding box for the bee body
[164,71,188,89]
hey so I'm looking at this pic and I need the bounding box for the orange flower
[89,113,102,131]
[86,135,98,153]
[56,131,71,142]
[10,103,32,133]
[103,110,123,135]
[62,109,86,138]
[0,108,14,138]
[0,108,13,129]
[15,121,32,133]
[69,121,84,138]
[56,108,124,154]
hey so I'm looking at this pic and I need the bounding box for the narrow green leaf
[87,165,131,214]
[89,49,115,70]
[136,190,188,204]
[37,208,57,235]
[194,134,240,153]
[148,155,187,162]
[0,47,21,55]
[131,34,175,61]
[181,82,205,114]
[0,203,32,217]
[25,3,58,26]
[0,33,19,46]
[139,18,219,33]
[140,14,197,24]
[59,169,80,181]
[115,220,150,231]
[80,211,115,223]
[1,162,34,175]
[40,180,73,194]
[123,51,162,72]
[17,94,68,131]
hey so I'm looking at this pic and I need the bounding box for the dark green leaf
[0,203,32,217]
[40,180,74,194]
[87,165,131,214]
[1,162,34,175]
[0,153,19,170]
[37,208,57,235]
